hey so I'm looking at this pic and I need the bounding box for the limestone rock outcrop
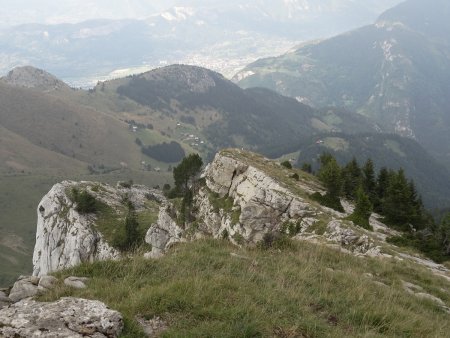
[32,181,119,276]
[32,181,163,276]
[200,152,318,244]
[145,203,185,258]
[145,150,380,257]
[0,297,123,337]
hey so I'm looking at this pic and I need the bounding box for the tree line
[311,153,450,262]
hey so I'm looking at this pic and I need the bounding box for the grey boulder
[0,297,123,337]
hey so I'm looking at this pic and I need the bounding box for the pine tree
[318,157,342,199]
[124,209,140,250]
[349,186,373,230]
[342,157,361,199]
[440,214,450,256]
[374,167,390,213]
[362,159,376,200]
[173,154,203,225]
[383,169,417,230]
[317,154,343,211]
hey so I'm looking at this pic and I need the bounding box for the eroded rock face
[145,151,382,256]
[32,181,120,276]
[200,153,318,244]
[145,203,185,258]
[33,181,163,276]
[0,297,123,337]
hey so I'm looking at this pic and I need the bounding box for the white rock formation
[145,203,185,258]
[0,297,123,337]
[202,153,318,243]
[32,181,119,276]
[145,150,379,256]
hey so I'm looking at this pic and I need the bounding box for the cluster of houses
[182,133,205,148]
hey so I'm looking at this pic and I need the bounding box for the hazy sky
[0,0,403,27]
[0,0,165,26]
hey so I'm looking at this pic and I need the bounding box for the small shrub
[291,173,300,181]
[113,208,142,252]
[221,229,229,240]
[71,188,97,214]
[301,163,312,174]
[259,232,295,250]
[347,214,373,231]
[232,233,245,245]
[135,138,143,146]
[281,221,302,236]
[310,192,344,213]
[119,180,133,189]
[281,161,293,169]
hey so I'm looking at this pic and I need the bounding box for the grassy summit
[40,239,450,337]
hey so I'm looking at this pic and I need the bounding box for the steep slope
[22,148,450,337]
[2,64,449,286]
[0,78,173,286]
[105,65,377,158]
[236,0,450,167]
[0,82,144,169]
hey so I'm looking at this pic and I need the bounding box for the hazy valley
[0,1,450,336]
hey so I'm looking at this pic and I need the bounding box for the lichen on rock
[0,297,123,337]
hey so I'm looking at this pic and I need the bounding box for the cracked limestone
[0,297,123,337]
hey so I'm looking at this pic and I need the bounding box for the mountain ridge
[235,0,450,168]
[1,63,450,286]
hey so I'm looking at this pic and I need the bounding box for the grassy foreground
[40,239,450,337]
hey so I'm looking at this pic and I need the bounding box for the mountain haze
[0,1,402,86]
[236,0,450,168]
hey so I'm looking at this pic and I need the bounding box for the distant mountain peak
[140,64,223,94]
[1,66,70,92]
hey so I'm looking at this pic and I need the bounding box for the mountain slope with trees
[236,0,450,168]
[1,64,450,286]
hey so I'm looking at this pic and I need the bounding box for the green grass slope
[40,239,450,337]
[0,81,176,286]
